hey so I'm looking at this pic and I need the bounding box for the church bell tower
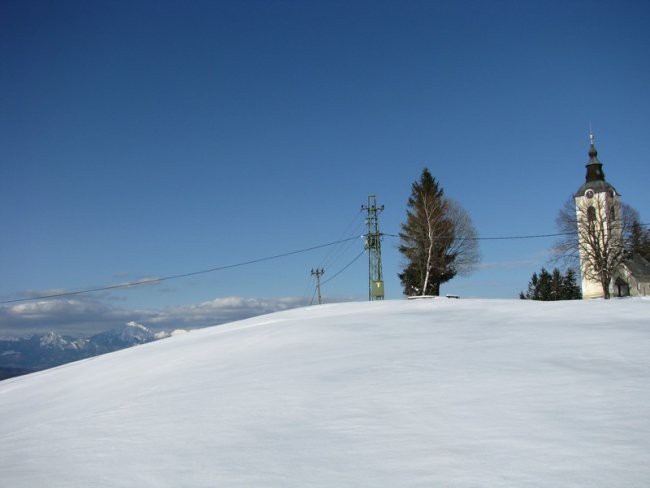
[574,133,622,299]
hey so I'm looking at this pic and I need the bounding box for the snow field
[0,298,649,487]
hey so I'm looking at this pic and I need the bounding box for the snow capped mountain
[32,331,86,350]
[38,331,68,348]
[89,321,158,349]
[0,322,181,376]
[0,298,648,487]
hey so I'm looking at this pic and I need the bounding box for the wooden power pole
[311,268,325,304]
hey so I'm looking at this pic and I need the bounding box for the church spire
[575,129,617,197]
[585,129,605,182]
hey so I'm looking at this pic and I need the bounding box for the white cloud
[146,296,310,329]
[0,293,311,338]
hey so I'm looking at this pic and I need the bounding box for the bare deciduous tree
[445,199,480,275]
[554,196,637,299]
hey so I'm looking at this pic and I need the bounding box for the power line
[383,231,575,241]
[309,286,318,306]
[321,218,366,272]
[318,210,364,271]
[5,223,648,305]
[1,235,363,304]
[382,223,650,241]
[300,211,365,303]
[322,249,366,286]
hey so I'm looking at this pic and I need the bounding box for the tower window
[587,206,596,222]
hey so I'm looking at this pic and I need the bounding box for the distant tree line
[520,267,582,301]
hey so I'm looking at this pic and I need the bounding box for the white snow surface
[1,298,649,487]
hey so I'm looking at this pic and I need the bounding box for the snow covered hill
[1,298,649,487]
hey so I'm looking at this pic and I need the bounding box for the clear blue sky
[1,0,649,335]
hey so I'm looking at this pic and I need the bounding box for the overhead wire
[1,235,363,304]
[303,209,365,303]
[5,223,649,305]
[381,223,650,242]
[318,210,364,270]
[383,231,577,241]
[321,249,366,286]
[321,219,366,271]
[309,286,318,306]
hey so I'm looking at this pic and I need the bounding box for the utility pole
[362,195,384,301]
[311,268,325,305]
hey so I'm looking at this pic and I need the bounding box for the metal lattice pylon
[362,195,384,300]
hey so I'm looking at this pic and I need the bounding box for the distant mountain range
[0,322,186,380]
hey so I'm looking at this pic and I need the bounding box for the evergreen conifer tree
[561,268,582,299]
[398,169,479,296]
[520,267,582,300]
[629,220,650,262]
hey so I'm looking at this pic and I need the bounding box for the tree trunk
[421,192,435,296]
[601,278,611,299]
[432,282,440,296]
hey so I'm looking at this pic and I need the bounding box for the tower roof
[575,134,617,197]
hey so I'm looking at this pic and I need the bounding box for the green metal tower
[362,195,384,300]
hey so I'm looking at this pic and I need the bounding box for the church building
[574,135,650,298]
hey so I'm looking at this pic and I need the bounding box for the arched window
[610,206,616,220]
[587,206,596,222]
